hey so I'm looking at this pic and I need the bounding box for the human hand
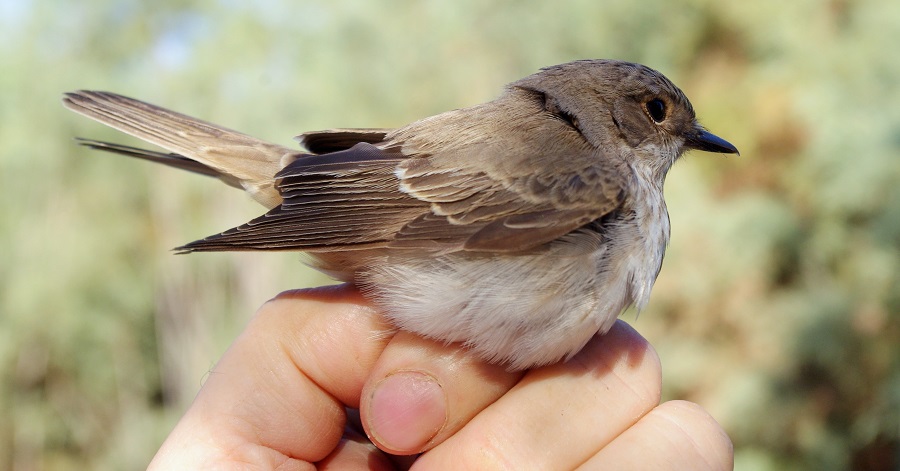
[148,284,733,470]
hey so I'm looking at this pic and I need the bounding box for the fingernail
[366,371,447,453]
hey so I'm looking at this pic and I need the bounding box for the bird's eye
[645,99,667,123]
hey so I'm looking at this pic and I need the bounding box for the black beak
[685,128,739,155]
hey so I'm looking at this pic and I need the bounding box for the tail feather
[75,137,229,179]
[63,91,294,207]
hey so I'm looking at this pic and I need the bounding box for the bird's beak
[685,128,739,155]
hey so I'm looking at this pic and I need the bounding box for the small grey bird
[63,60,737,370]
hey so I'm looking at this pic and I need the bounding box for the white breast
[356,159,672,370]
[608,184,670,313]
[360,205,668,370]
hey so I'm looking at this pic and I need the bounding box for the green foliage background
[1,0,898,469]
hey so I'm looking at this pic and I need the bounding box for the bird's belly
[358,228,636,370]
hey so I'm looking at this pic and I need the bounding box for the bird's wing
[177,136,627,254]
[390,144,626,252]
[176,142,422,252]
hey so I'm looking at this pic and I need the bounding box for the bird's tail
[63,90,294,208]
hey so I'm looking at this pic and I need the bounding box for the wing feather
[178,102,627,254]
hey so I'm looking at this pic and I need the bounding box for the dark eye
[645,99,667,123]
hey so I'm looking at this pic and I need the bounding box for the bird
[63,59,738,370]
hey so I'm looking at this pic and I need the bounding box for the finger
[413,320,662,470]
[578,400,733,471]
[149,284,395,469]
[317,427,397,471]
[361,331,523,455]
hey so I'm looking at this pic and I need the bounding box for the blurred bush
[0,0,897,469]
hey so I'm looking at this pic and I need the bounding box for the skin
[148,284,733,470]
